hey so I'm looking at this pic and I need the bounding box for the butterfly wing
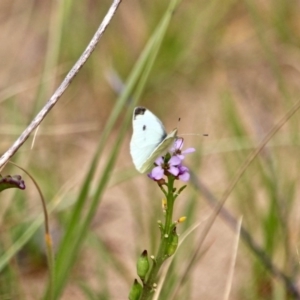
[140,128,177,173]
[130,107,177,173]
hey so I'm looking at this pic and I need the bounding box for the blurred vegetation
[1,0,300,299]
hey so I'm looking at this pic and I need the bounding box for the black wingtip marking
[143,125,146,131]
[133,107,146,120]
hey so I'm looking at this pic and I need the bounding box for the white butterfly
[130,106,178,173]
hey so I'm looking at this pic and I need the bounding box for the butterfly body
[130,107,177,173]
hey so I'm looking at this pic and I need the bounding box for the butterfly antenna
[176,117,181,129]
[180,133,209,137]
[176,116,208,137]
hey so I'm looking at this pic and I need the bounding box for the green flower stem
[140,175,176,300]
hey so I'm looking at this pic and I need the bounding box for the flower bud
[166,227,178,257]
[178,216,186,223]
[137,250,150,280]
[128,279,142,300]
[156,178,166,185]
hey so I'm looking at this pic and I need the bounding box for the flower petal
[175,139,183,149]
[147,172,155,180]
[182,147,195,154]
[168,166,179,176]
[151,166,164,180]
[155,156,164,165]
[170,139,183,152]
[169,156,181,166]
[175,154,185,160]
[179,172,190,182]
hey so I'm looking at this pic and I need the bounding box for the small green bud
[176,185,187,196]
[137,250,150,280]
[164,152,171,160]
[166,227,178,257]
[128,279,142,300]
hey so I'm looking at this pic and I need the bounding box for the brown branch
[0,0,122,169]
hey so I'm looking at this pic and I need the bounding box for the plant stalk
[140,176,175,300]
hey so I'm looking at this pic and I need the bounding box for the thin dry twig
[0,0,122,170]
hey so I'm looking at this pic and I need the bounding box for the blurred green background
[1,0,300,299]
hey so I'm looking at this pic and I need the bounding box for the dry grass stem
[223,216,242,300]
[0,0,122,169]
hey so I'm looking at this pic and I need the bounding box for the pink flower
[148,156,181,180]
[171,139,195,160]
[177,165,190,182]
[148,139,195,183]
